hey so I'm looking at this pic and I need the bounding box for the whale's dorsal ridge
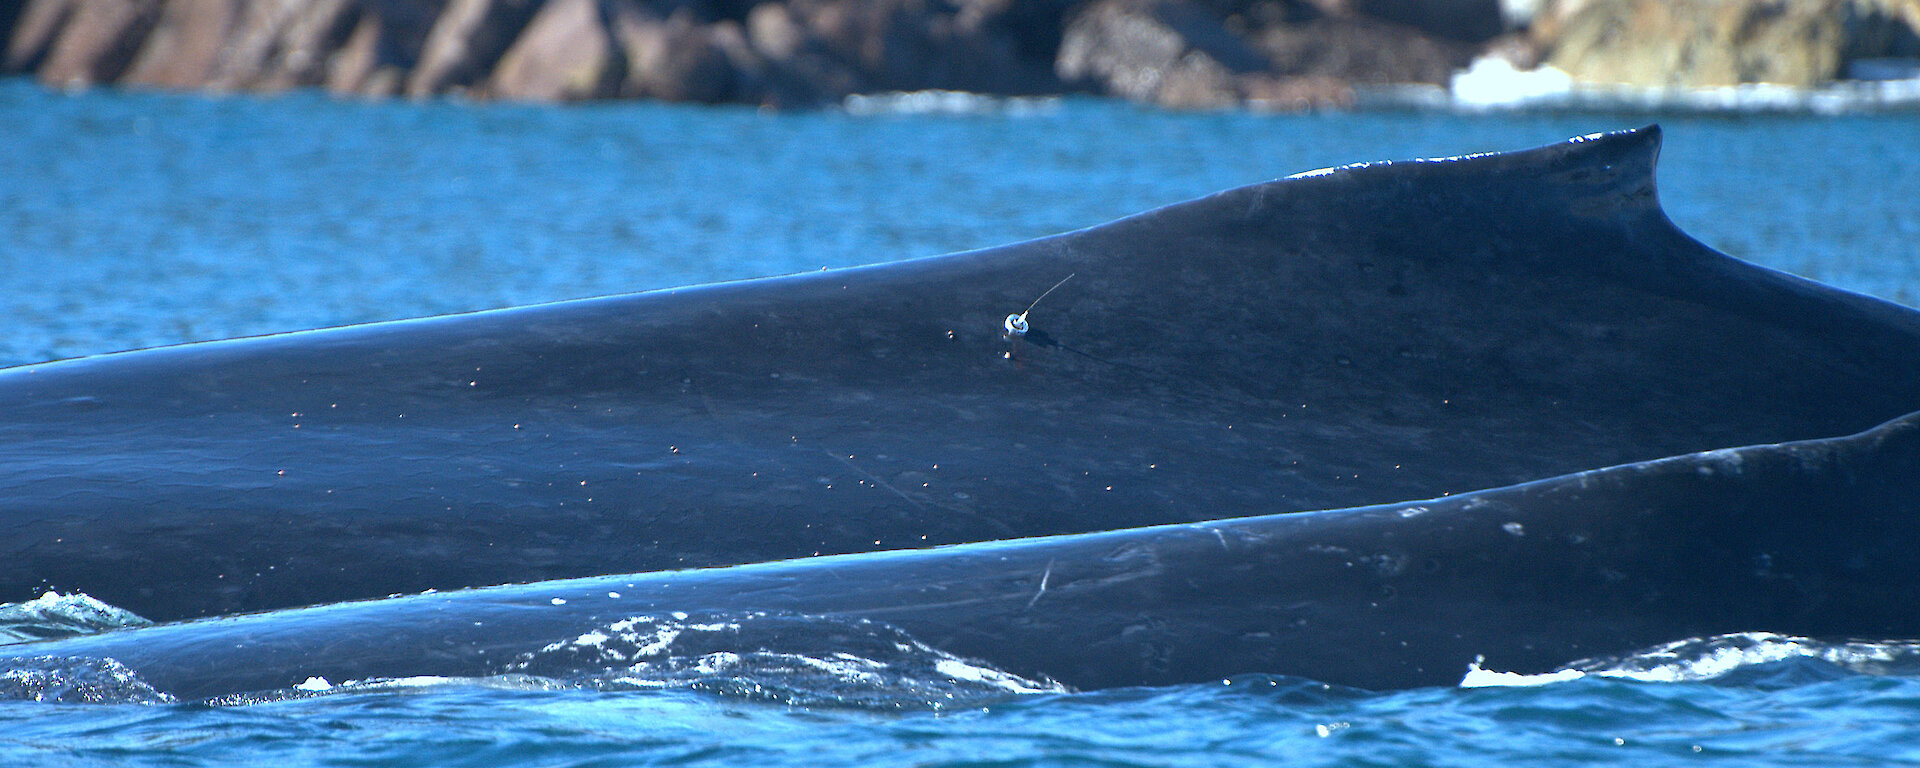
[1858,408,1920,455]
[1272,124,1661,204]
[1042,124,1679,328]
[1083,123,1673,277]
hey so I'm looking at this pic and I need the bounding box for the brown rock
[902,0,1066,93]
[1478,30,1546,70]
[489,0,620,100]
[6,0,79,73]
[31,0,382,93]
[1252,15,1476,84]
[212,0,361,91]
[1056,0,1268,106]
[746,1,807,62]
[796,0,952,91]
[36,0,162,88]
[739,0,1063,99]
[327,1,448,97]
[611,6,738,103]
[327,12,392,95]
[406,0,538,97]
[120,0,246,89]
[739,1,863,103]
[707,18,782,101]
[953,0,1079,70]
[1543,0,1920,87]
[1152,48,1241,107]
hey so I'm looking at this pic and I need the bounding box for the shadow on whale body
[2,125,1919,632]
[3,410,1918,699]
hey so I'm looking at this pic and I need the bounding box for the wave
[0,599,1063,708]
[0,656,174,704]
[839,66,1920,117]
[507,611,1066,708]
[13,592,1920,704]
[842,90,1063,116]
[0,592,152,645]
[1462,632,1920,688]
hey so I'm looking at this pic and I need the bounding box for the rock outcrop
[29,0,163,89]
[4,0,1915,108]
[1537,0,1920,88]
[0,0,1095,106]
[1055,0,1269,108]
[1054,0,1477,108]
[490,0,619,99]
[325,1,445,96]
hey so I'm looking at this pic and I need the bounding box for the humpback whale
[4,411,1917,698]
[2,125,1919,631]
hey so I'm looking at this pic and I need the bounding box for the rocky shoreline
[4,0,1918,109]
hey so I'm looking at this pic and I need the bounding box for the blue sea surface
[3,79,1920,766]
[6,671,1920,766]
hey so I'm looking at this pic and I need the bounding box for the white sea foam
[0,591,153,644]
[844,90,1061,116]
[1447,55,1920,115]
[0,656,174,704]
[1460,660,1588,688]
[1461,632,1920,688]
[933,658,1062,694]
[505,611,1067,707]
[1450,58,1575,109]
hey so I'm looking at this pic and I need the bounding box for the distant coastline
[4,0,1919,110]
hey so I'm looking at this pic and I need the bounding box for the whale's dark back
[3,126,1918,621]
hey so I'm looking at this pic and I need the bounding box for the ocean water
[3,79,1920,765]
[9,654,1920,766]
